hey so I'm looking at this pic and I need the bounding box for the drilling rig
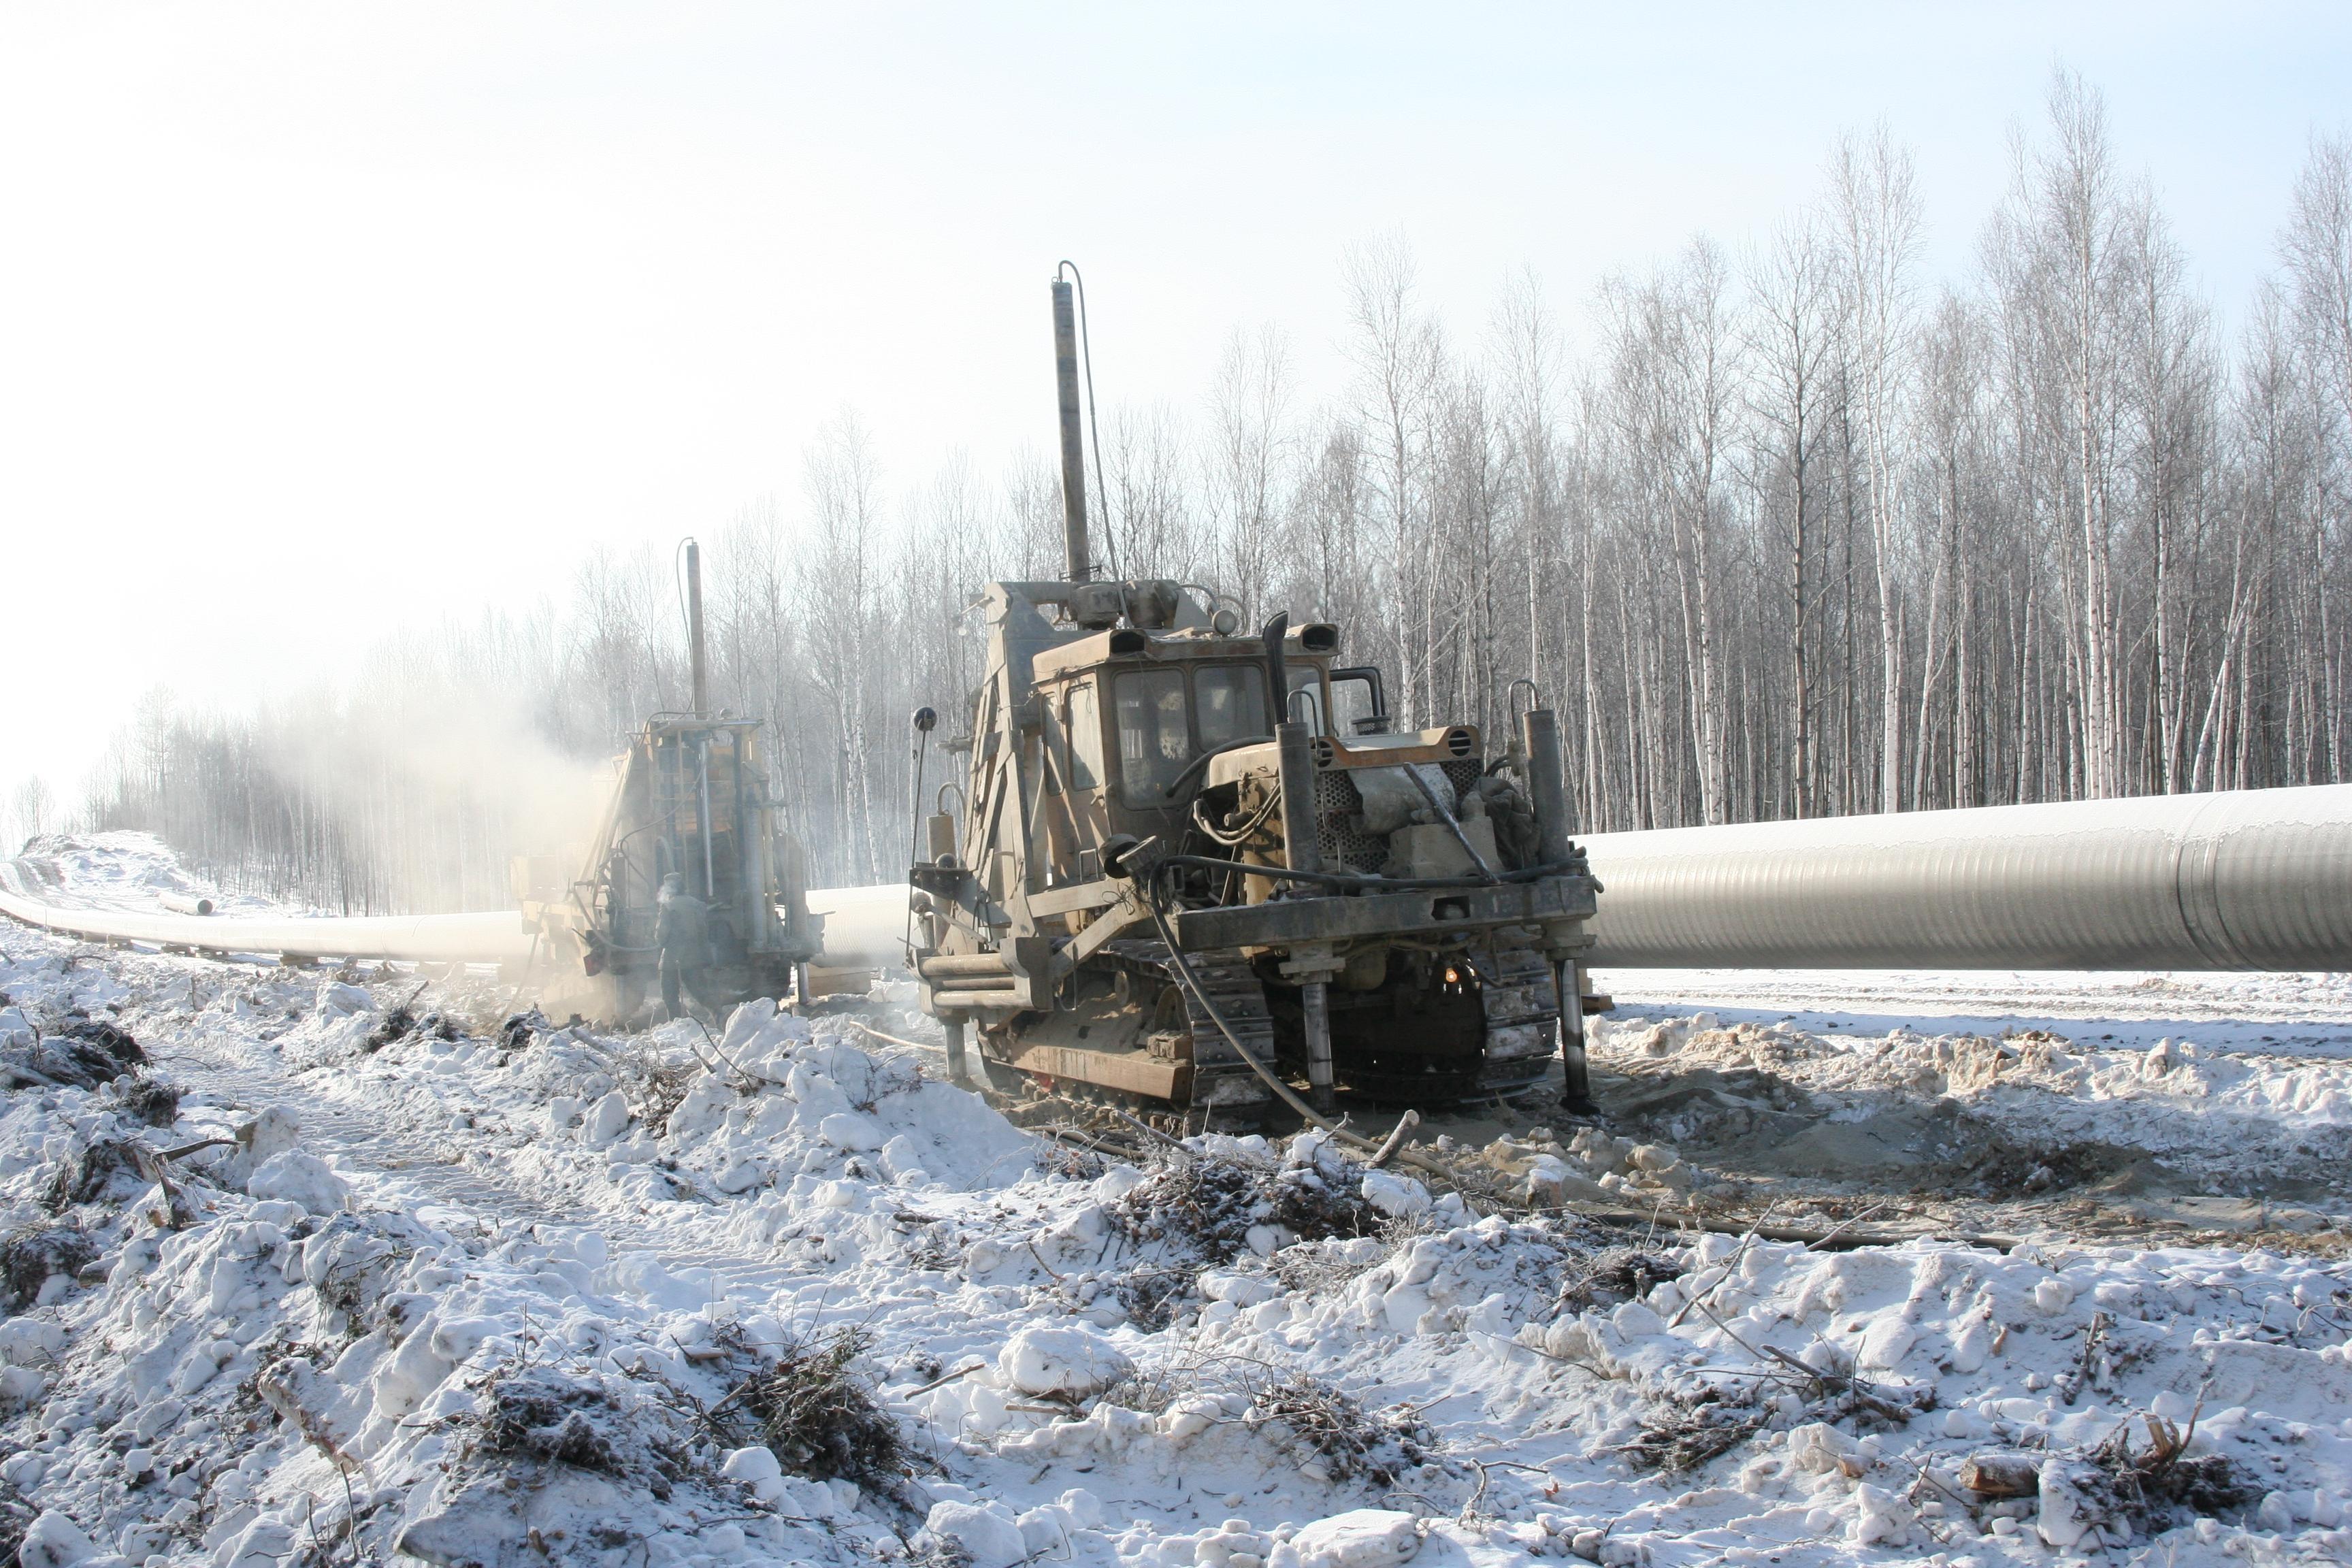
[517,541,829,1026]
[907,272,1602,1126]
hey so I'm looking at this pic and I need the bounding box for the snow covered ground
[0,834,280,919]
[1593,966,2352,1061]
[2,834,2350,1568]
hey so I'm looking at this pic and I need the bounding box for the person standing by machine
[655,872,710,1022]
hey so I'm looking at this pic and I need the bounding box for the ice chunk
[722,997,777,1053]
[1200,1271,1282,1307]
[1948,1313,1992,1372]
[583,1090,632,1146]
[246,1150,349,1213]
[2038,1458,2106,1548]
[1290,1509,1420,1568]
[926,1500,1028,1568]
[999,1322,1134,1397]
[0,1319,66,1367]
[1786,1422,1858,1475]
[721,1445,785,1503]
[1015,1504,1075,1558]
[217,1518,297,1568]
[314,983,373,1016]
[243,1105,301,1162]
[1360,1169,1431,1218]
[19,1512,99,1568]
[1610,1301,1664,1337]
[1850,1484,1911,1546]
[713,1159,767,1194]
[1856,1315,1914,1371]
[819,1111,884,1152]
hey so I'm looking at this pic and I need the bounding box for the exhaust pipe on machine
[1051,274,1092,585]
[1521,705,1596,1113]
[685,538,709,719]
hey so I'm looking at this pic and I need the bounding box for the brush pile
[1109,1130,1385,1267]
[709,1322,907,1488]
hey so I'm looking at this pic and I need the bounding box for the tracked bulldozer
[908,274,1601,1126]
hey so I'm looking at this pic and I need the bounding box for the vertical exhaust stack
[1522,705,1595,1113]
[685,538,710,718]
[1266,610,1340,1113]
[1051,277,1093,584]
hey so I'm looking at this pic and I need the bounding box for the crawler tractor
[907,275,1601,1124]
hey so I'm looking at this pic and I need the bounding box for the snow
[1000,1322,1134,1397]
[0,831,276,919]
[1290,1508,1420,1566]
[2,833,2351,1567]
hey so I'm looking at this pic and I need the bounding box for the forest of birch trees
[64,80,2352,909]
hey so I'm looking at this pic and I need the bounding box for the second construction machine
[908,276,1601,1126]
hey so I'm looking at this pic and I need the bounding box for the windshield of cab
[1111,661,1324,807]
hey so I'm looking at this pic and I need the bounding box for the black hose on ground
[1139,891,1475,1193]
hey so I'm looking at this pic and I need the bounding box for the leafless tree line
[71,77,2352,909]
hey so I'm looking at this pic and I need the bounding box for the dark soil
[1,1224,97,1307]
[42,1137,150,1211]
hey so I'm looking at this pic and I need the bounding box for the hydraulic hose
[1141,891,1467,1186]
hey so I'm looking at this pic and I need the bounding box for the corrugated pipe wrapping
[1579,784,2352,971]
[7,785,2348,974]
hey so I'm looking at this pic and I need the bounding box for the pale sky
[3,1,2347,808]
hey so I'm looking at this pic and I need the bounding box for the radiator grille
[1313,770,1387,872]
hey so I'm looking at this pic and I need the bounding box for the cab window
[1284,667,1328,734]
[1331,668,1386,735]
[1067,681,1102,789]
[1195,664,1268,749]
[1113,668,1190,805]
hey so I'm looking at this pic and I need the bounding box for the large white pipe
[803,883,909,968]
[0,860,904,973]
[1579,783,2352,970]
[10,784,2348,975]
[0,881,540,966]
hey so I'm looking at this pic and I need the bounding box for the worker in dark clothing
[655,872,710,1022]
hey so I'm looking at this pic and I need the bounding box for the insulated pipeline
[9,785,2348,975]
[0,864,909,973]
[0,883,540,966]
[1577,783,2352,971]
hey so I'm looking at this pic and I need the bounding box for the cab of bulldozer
[1026,627,1387,881]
